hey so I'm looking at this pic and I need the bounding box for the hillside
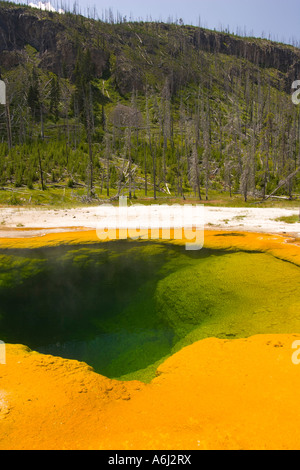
[0,1,299,206]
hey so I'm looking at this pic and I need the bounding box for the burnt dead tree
[110,103,144,200]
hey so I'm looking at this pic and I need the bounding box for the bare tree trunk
[40,104,44,140]
[144,141,148,196]
[153,136,157,200]
[38,148,45,191]
[5,103,12,150]
[85,86,94,198]
[106,133,110,197]
[87,123,93,197]
[128,127,132,200]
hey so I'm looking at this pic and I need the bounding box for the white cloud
[28,2,65,14]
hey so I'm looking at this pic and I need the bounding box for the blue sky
[14,0,300,44]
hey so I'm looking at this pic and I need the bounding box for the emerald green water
[0,240,299,382]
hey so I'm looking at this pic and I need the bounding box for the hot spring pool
[0,239,299,382]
